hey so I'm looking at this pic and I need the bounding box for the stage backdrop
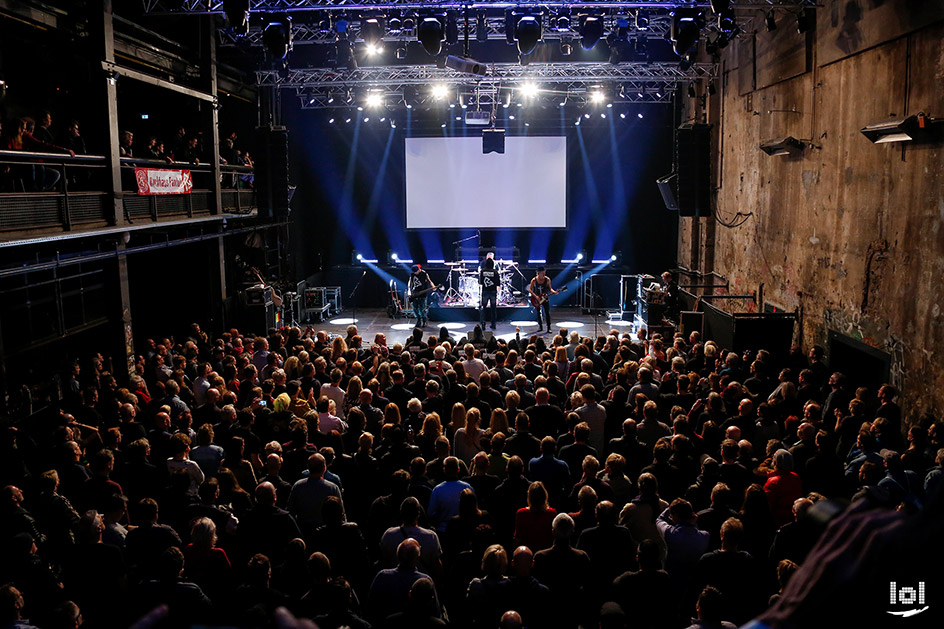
[284,102,679,276]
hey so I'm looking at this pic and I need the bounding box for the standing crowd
[0,321,938,629]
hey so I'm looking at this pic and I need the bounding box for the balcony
[0,150,255,243]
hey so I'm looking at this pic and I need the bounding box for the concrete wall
[679,3,944,419]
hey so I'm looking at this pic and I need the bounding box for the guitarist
[528,267,559,333]
[408,264,435,328]
[479,254,499,331]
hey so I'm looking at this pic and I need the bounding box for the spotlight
[388,17,402,33]
[396,46,407,60]
[765,12,777,32]
[580,15,604,50]
[476,10,488,42]
[576,253,584,261]
[363,117,369,122]
[608,43,622,65]
[337,39,357,70]
[361,17,382,48]
[318,17,332,33]
[263,21,293,60]
[402,86,417,108]
[366,91,383,107]
[345,117,351,123]
[391,252,399,262]
[620,113,626,119]
[445,10,459,44]
[441,123,446,128]
[431,84,449,100]
[519,82,539,99]
[417,17,444,56]
[402,17,415,32]
[610,254,617,261]
[679,53,694,71]
[797,8,815,34]
[635,9,649,31]
[366,43,382,55]
[671,9,701,57]
[560,37,573,56]
[759,136,805,156]
[637,112,644,118]
[590,90,605,104]
[223,0,250,35]
[328,117,335,123]
[584,113,591,118]
[505,9,516,45]
[509,114,516,120]
[516,16,542,56]
[356,253,364,261]
[556,10,571,31]
[634,36,648,57]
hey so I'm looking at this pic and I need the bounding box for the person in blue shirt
[427,457,473,532]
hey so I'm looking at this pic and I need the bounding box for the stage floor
[307,307,639,343]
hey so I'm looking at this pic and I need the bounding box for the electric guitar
[530,286,568,308]
[409,283,445,303]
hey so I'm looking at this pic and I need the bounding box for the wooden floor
[300,307,639,344]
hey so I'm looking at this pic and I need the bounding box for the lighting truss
[258,61,715,88]
[143,0,820,13]
[219,13,675,47]
[295,78,675,108]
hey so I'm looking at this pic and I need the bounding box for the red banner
[135,167,193,195]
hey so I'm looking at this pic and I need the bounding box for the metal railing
[0,150,254,235]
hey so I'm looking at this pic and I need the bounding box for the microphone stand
[349,270,367,327]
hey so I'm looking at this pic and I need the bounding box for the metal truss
[144,0,819,13]
[293,78,675,108]
[258,62,711,108]
[258,61,714,86]
[219,14,674,46]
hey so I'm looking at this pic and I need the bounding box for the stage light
[388,17,402,33]
[366,43,382,55]
[679,53,694,71]
[417,17,444,56]
[638,113,644,118]
[860,114,937,144]
[509,114,516,120]
[635,9,649,30]
[345,117,351,123]
[575,119,580,126]
[560,36,573,56]
[590,90,605,104]
[380,117,385,121]
[456,116,461,120]
[445,10,459,44]
[634,36,648,57]
[516,15,542,56]
[337,39,357,70]
[519,82,539,99]
[608,44,622,65]
[223,0,250,35]
[391,252,399,261]
[356,253,364,261]
[357,105,364,111]
[619,112,626,119]
[580,15,604,50]
[610,254,617,261]
[328,117,335,123]
[759,136,805,156]
[363,117,369,122]
[395,46,407,59]
[601,113,606,119]
[476,10,488,42]
[366,91,383,107]
[797,8,814,34]
[441,123,446,128]
[584,113,591,118]
[361,17,382,47]
[402,17,415,32]
[402,86,417,108]
[576,253,584,261]
[556,10,571,31]
[263,21,293,60]
[765,12,777,31]
[432,84,449,100]
[671,9,701,57]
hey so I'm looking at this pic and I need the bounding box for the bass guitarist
[408,264,435,328]
[528,267,560,333]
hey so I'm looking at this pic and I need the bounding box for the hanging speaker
[253,126,291,219]
[675,123,712,217]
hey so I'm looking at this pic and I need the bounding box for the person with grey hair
[532,513,591,627]
[764,449,803,527]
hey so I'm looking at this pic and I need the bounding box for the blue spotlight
[577,253,584,261]
[610,254,617,261]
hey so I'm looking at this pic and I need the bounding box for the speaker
[254,126,291,218]
[675,123,711,217]
[656,173,679,211]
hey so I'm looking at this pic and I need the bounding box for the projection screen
[405,136,567,229]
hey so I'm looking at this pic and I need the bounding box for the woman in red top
[184,517,232,604]
[764,449,804,527]
[513,481,558,552]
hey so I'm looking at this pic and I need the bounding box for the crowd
[0,113,251,192]
[0,321,939,629]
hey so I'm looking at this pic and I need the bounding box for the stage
[312,307,639,343]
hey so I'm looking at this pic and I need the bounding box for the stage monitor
[405,136,567,229]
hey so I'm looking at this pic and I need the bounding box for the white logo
[888,581,929,617]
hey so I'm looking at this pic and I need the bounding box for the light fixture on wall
[759,136,805,156]
[860,113,939,144]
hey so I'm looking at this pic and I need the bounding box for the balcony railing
[0,150,254,236]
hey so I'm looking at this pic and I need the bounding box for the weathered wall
[679,3,944,419]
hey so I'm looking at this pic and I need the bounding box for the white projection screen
[405,136,567,229]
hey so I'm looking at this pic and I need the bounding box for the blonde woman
[488,408,510,437]
[447,403,467,442]
[454,407,485,463]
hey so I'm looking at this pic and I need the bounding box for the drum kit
[443,260,524,307]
